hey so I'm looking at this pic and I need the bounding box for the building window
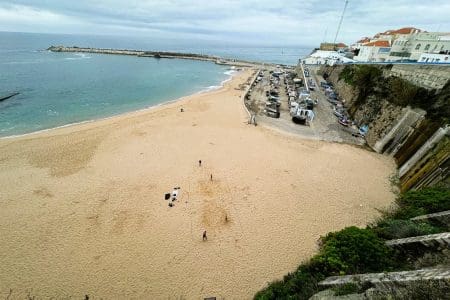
[425,44,431,51]
[415,44,421,50]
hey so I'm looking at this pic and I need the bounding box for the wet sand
[0,70,396,299]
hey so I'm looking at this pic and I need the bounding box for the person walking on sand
[199,160,202,167]
[210,174,213,181]
[202,230,207,241]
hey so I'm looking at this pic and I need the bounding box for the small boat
[0,92,19,102]
[338,118,350,127]
[333,109,344,119]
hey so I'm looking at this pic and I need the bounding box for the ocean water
[0,32,311,137]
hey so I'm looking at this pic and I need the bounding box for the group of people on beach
[166,187,180,207]
[164,159,212,241]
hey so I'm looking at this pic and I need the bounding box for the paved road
[246,67,364,145]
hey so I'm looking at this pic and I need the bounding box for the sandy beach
[0,70,396,299]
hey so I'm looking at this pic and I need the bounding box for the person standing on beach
[199,160,202,167]
[202,230,207,241]
[210,174,213,181]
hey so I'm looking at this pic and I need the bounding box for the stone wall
[390,65,450,90]
[412,211,450,227]
[356,99,405,149]
[319,268,450,287]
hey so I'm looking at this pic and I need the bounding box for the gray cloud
[0,0,449,46]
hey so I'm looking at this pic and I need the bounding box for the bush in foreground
[254,187,450,299]
[373,219,443,240]
[254,227,393,300]
[315,227,394,274]
[392,187,450,219]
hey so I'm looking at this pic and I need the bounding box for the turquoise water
[0,33,233,137]
[0,32,310,137]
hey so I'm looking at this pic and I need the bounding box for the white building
[354,40,391,62]
[418,53,450,64]
[352,27,419,62]
[302,50,354,65]
[352,27,450,62]
[388,31,450,62]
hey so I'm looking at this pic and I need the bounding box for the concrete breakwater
[47,45,268,67]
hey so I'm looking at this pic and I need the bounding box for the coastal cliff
[318,64,450,191]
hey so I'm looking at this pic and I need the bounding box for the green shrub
[374,219,442,240]
[391,187,450,219]
[339,65,355,85]
[254,261,326,300]
[255,227,394,299]
[316,226,394,274]
[254,188,449,299]
[353,65,382,98]
[333,282,360,296]
[401,187,450,214]
[389,77,420,106]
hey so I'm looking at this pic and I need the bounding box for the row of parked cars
[264,70,285,118]
[287,70,317,125]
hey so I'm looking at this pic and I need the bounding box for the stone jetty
[47,45,272,67]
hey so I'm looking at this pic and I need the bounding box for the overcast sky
[1,0,449,46]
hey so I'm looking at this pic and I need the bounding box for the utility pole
[333,0,349,49]
[322,27,328,43]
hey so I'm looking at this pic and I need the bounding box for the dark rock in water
[0,92,19,102]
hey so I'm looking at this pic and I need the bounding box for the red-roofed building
[391,27,422,35]
[354,40,391,62]
[351,26,450,62]
[357,37,371,44]
[364,40,391,47]
[351,37,372,52]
